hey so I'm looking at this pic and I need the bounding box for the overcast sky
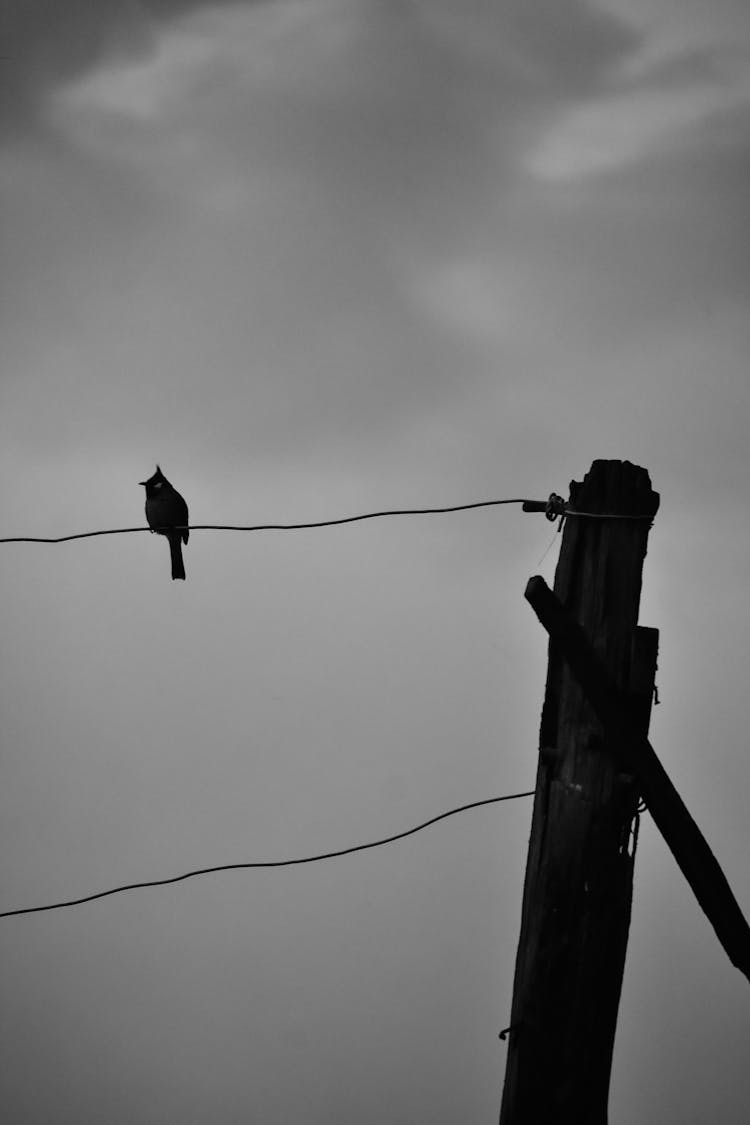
[1,2,749,1122]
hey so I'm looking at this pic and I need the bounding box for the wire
[0,790,534,919]
[523,495,654,523]
[0,498,539,544]
[565,509,655,522]
[0,494,657,546]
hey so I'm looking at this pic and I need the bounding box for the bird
[140,465,189,580]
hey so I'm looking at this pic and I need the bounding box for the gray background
[1,2,748,1122]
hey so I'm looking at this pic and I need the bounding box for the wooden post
[499,460,660,1125]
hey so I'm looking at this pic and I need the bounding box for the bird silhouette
[140,466,189,580]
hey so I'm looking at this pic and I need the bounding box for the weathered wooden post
[500,459,659,1124]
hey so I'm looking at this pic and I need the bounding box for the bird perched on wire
[140,466,189,580]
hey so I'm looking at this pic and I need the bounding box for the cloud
[524,1,750,180]
[4,0,748,478]
[38,0,641,214]
[52,1,364,128]
[526,45,750,180]
[0,0,255,133]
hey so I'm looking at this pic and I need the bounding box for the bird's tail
[168,533,186,580]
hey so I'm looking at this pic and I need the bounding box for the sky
[1,1,749,1121]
